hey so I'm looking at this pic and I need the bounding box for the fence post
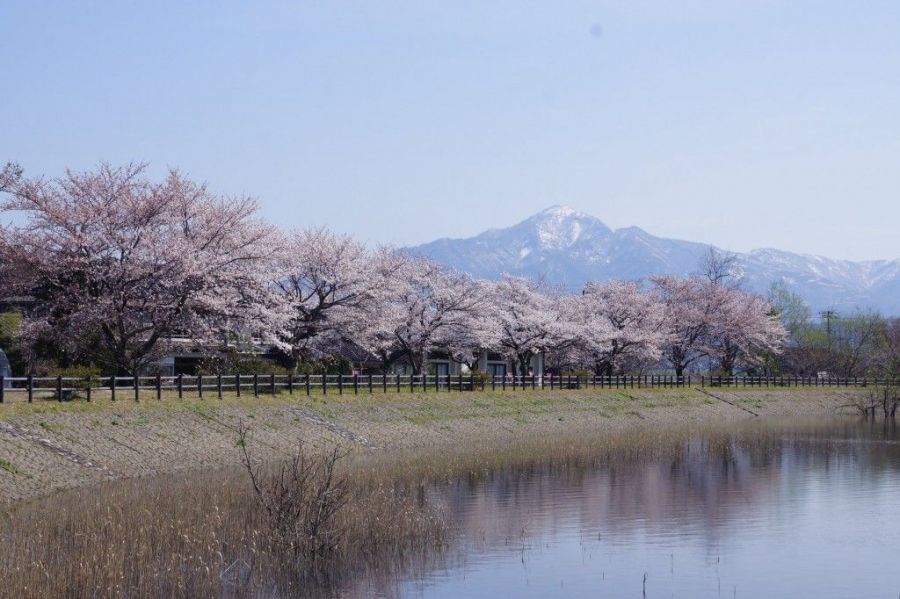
[253,374,259,397]
[270,373,276,396]
[322,374,327,395]
[338,374,343,395]
[288,373,294,395]
[57,375,63,402]
[217,374,223,400]
[306,374,311,396]
[198,374,203,399]
[369,374,373,394]
[27,374,33,403]
[111,375,117,402]
[133,375,139,402]
[156,374,162,400]
[86,376,92,402]
[177,374,183,399]
[502,374,506,391]
[353,374,358,395]
[0,375,4,404]
[471,374,476,392]
[236,373,242,397]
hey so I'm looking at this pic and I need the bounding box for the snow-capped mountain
[408,205,900,314]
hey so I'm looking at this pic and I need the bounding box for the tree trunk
[517,352,532,378]
[408,350,425,376]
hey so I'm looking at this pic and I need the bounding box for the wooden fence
[0,373,896,404]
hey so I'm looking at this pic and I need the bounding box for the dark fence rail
[0,373,895,404]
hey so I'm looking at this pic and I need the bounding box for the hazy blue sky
[2,1,898,260]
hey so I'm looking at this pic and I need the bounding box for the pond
[349,419,900,598]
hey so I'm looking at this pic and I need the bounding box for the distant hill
[408,205,900,315]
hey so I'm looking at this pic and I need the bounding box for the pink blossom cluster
[0,163,786,375]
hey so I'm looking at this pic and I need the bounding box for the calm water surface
[353,419,900,598]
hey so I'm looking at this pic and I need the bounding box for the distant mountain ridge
[408,206,900,314]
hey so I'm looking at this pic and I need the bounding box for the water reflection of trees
[340,420,900,596]
[429,420,900,553]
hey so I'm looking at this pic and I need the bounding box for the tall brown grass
[0,435,447,598]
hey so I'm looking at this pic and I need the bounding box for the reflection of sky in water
[374,421,900,598]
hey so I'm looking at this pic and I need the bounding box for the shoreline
[0,387,869,503]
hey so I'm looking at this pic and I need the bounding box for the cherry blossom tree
[359,251,488,374]
[437,279,501,368]
[485,276,576,377]
[271,228,376,368]
[652,274,786,377]
[579,280,668,375]
[542,291,587,374]
[651,275,715,377]
[706,286,786,375]
[0,163,279,374]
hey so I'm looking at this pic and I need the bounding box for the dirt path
[695,388,760,416]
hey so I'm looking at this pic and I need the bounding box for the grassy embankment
[0,385,867,503]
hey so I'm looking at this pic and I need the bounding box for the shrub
[561,369,593,385]
[237,424,349,578]
[196,352,288,376]
[469,370,492,388]
[294,356,353,376]
[46,365,103,400]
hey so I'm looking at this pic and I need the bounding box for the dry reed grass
[0,437,447,598]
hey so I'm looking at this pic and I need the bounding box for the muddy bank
[0,387,867,502]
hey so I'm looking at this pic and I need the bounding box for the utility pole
[820,310,837,344]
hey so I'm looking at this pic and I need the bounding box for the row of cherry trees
[0,163,786,375]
